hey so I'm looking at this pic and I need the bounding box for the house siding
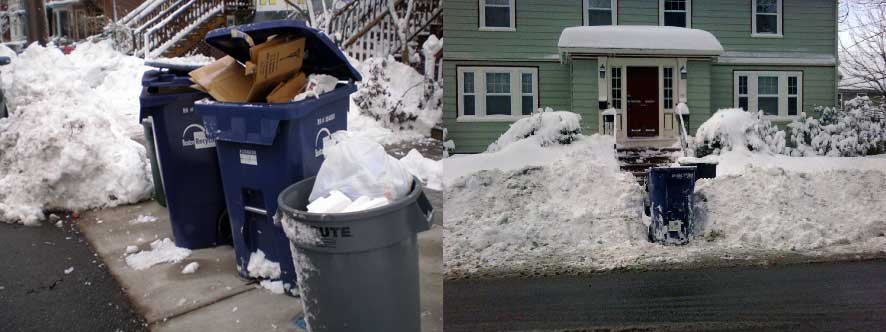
[570,59,599,133]
[687,60,713,135]
[618,0,658,26]
[710,65,837,121]
[444,60,572,153]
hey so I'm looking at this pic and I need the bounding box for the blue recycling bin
[647,166,696,245]
[139,69,231,249]
[195,20,362,293]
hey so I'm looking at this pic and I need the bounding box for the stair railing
[675,103,690,157]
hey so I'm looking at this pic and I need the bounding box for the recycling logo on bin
[181,124,216,150]
[314,113,336,157]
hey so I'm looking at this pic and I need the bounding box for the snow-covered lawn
[444,112,886,279]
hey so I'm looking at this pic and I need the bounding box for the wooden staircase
[617,147,682,185]
[110,0,252,58]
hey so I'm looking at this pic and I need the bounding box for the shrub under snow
[486,108,582,152]
[693,108,786,156]
[787,97,886,157]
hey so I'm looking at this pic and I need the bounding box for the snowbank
[0,41,152,225]
[694,108,786,155]
[486,108,581,152]
[445,135,886,278]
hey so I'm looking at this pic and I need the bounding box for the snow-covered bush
[486,108,582,152]
[693,108,786,157]
[351,56,442,136]
[787,97,886,157]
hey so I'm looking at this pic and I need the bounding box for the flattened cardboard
[189,55,253,102]
[266,72,307,103]
[245,37,305,102]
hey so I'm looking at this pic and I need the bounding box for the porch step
[616,147,681,185]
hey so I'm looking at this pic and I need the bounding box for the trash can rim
[194,83,356,109]
[277,176,425,223]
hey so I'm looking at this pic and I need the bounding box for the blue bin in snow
[647,166,696,245]
[139,69,231,249]
[195,20,362,293]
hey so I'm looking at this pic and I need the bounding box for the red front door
[626,67,659,138]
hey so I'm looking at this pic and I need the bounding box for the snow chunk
[247,250,281,279]
[559,26,724,56]
[125,245,140,254]
[486,108,582,153]
[129,214,159,224]
[64,267,74,274]
[259,280,285,295]
[180,262,199,274]
[125,238,191,271]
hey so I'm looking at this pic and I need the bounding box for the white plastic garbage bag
[309,138,414,203]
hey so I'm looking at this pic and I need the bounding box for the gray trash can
[276,176,434,332]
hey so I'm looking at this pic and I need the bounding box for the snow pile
[445,135,646,276]
[694,166,886,251]
[486,109,582,152]
[399,149,443,191]
[787,98,886,157]
[0,41,152,225]
[693,108,786,156]
[349,56,441,143]
[125,238,191,271]
[246,250,281,279]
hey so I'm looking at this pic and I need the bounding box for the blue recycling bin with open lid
[139,69,231,249]
[195,20,362,293]
[647,166,696,245]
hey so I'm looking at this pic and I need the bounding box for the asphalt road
[0,216,147,332]
[445,260,886,332]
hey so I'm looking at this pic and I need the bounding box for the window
[857,92,868,98]
[734,71,802,119]
[479,0,515,31]
[737,75,749,111]
[585,0,616,26]
[660,0,690,28]
[663,67,674,109]
[752,0,782,37]
[457,67,538,120]
[611,67,622,109]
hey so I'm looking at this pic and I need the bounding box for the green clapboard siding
[686,60,713,135]
[618,0,658,25]
[571,59,599,133]
[710,64,837,123]
[444,60,572,153]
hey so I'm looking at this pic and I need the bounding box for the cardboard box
[189,56,254,103]
[246,37,305,102]
[266,72,307,103]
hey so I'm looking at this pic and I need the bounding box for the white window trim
[751,0,782,38]
[583,0,618,26]
[659,0,691,28]
[457,67,539,122]
[479,0,516,31]
[733,71,802,121]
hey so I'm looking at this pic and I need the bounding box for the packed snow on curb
[444,112,886,278]
[0,41,152,225]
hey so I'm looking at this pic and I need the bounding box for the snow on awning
[558,26,724,58]
[45,0,81,8]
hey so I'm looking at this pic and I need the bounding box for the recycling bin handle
[245,205,267,216]
[412,191,434,232]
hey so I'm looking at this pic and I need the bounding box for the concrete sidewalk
[78,191,442,331]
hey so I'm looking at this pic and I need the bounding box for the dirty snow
[246,250,281,279]
[0,40,152,225]
[259,280,285,295]
[124,245,139,254]
[445,133,886,278]
[125,238,191,271]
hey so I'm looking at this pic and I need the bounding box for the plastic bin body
[648,166,696,245]
[197,87,352,289]
[277,176,434,332]
[678,161,718,180]
[195,19,362,292]
[141,118,167,207]
[139,70,230,249]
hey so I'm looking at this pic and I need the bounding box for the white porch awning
[558,26,724,58]
[45,0,81,9]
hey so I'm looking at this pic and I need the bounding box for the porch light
[680,65,687,79]
[599,64,606,79]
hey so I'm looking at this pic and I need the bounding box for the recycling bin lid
[204,19,362,82]
[145,59,205,73]
[141,69,195,89]
[0,56,10,66]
